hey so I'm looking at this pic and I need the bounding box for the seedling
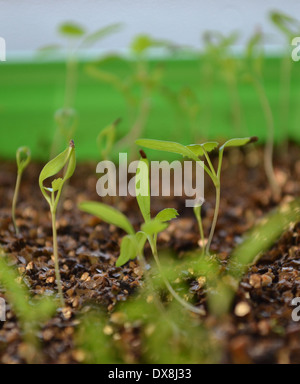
[244,30,281,200]
[270,12,300,145]
[97,118,121,161]
[136,137,257,255]
[202,31,245,137]
[12,147,31,235]
[39,141,76,307]
[87,34,173,158]
[79,155,205,315]
[39,22,122,157]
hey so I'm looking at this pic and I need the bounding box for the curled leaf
[16,147,31,174]
[39,141,76,208]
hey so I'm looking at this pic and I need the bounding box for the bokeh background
[0,0,300,160]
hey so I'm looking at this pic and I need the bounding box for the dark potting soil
[0,144,299,364]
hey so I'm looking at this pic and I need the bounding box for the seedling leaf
[156,208,179,222]
[79,201,135,235]
[136,139,200,162]
[116,235,137,267]
[136,158,151,223]
[82,24,123,47]
[52,178,63,192]
[141,220,168,236]
[39,141,76,207]
[16,147,31,174]
[220,137,257,151]
[59,22,85,37]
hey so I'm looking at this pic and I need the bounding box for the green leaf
[136,139,200,162]
[135,232,148,254]
[156,208,179,222]
[79,201,135,235]
[59,22,85,37]
[186,145,204,157]
[131,35,154,54]
[52,178,63,192]
[16,147,31,174]
[116,235,138,267]
[220,137,257,151]
[270,12,300,38]
[82,24,123,47]
[141,220,168,236]
[97,119,120,160]
[202,142,220,153]
[39,141,76,207]
[136,158,151,223]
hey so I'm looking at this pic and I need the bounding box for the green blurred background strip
[0,57,299,161]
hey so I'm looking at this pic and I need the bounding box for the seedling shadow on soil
[0,144,300,363]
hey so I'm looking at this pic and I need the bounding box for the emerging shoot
[12,147,31,235]
[39,141,76,307]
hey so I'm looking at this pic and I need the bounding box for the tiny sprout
[12,147,31,235]
[39,141,76,307]
[97,118,121,161]
[136,137,258,255]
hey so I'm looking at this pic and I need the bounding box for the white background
[0,0,299,57]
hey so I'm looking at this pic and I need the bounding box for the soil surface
[0,144,300,364]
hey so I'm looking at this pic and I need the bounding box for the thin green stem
[252,76,281,199]
[149,239,205,316]
[194,206,205,256]
[206,183,221,254]
[51,201,65,308]
[12,172,22,235]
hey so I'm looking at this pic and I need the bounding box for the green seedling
[39,141,76,307]
[202,31,246,137]
[87,34,173,158]
[97,118,121,161]
[79,156,205,315]
[245,30,281,200]
[270,12,300,146]
[136,137,257,255]
[39,22,122,158]
[12,147,31,235]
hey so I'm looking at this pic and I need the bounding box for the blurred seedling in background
[12,147,31,235]
[161,85,202,143]
[38,22,122,157]
[87,34,173,159]
[0,251,56,363]
[270,12,300,146]
[39,141,76,307]
[97,118,121,161]
[201,31,246,138]
[136,137,257,255]
[79,154,206,315]
[244,29,281,200]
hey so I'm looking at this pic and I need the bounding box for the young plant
[136,137,257,255]
[79,155,205,315]
[39,140,76,307]
[270,12,300,146]
[97,118,121,161]
[245,30,281,200]
[87,34,173,159]
[202,31,246,137]
[39,22,122,157]
[12,147,31,235]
